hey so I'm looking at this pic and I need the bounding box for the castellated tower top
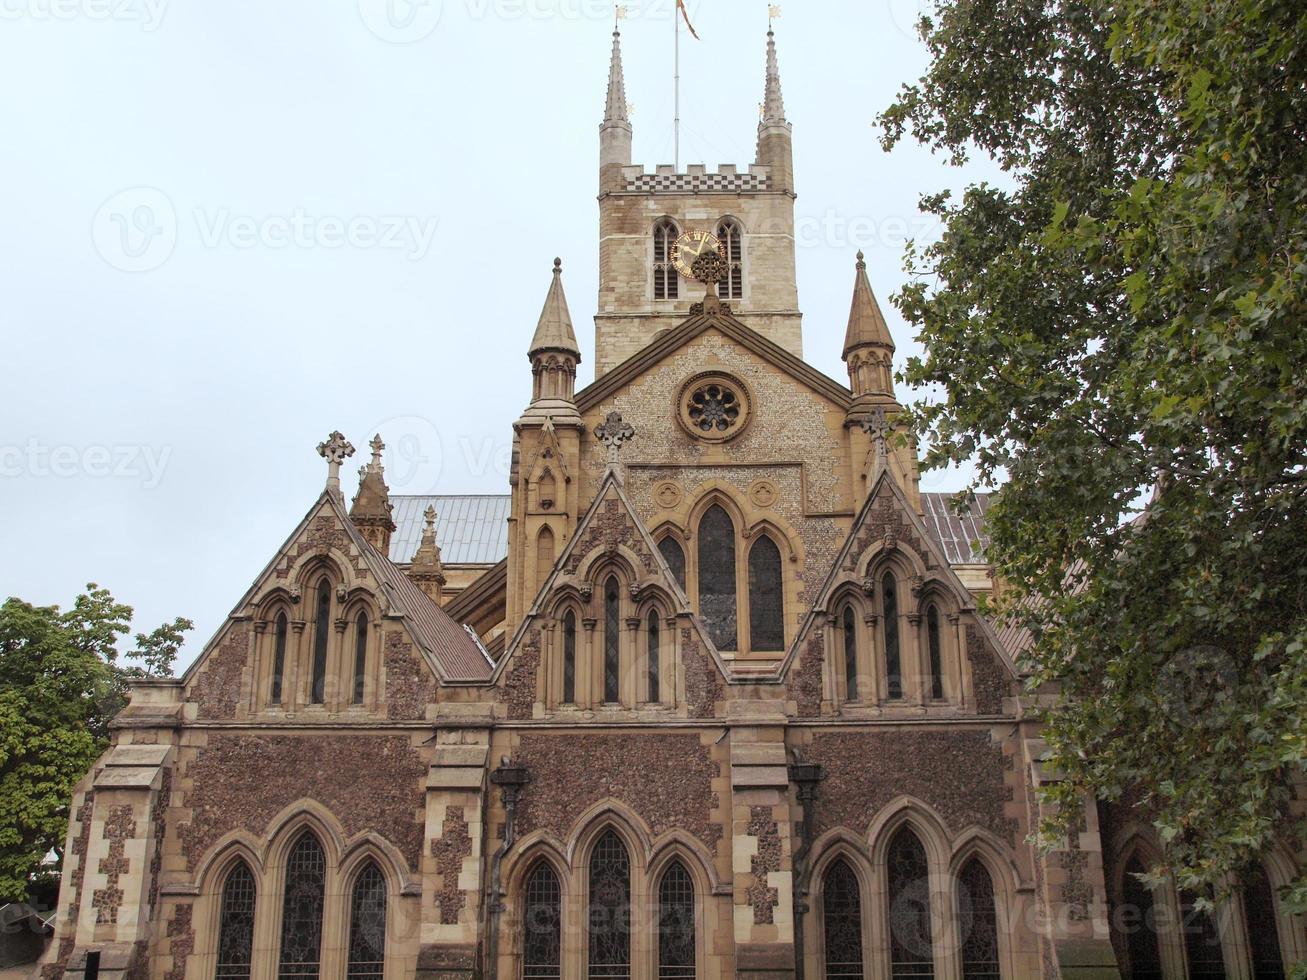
[593,28,802,377]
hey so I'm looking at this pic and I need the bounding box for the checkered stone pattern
[625,172,769,193]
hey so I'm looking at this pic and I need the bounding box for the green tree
[880,0,1307,913]
[0,585,191,902]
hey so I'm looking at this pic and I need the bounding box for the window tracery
[823,858,864,980]
[957,858,1000,980]
[310,582,330,705]
[887,828,934,978]
[654,219,680,300]
[523,862,562,980]
[215,861,256,980]
[277,832,326,980]
[352,610,368,705]
[658,860,696,980]
[346,862,386,980]
[588,831,631,980]
[748,535,784,651]
[715,218,744,300]
[697,506,738,652]
[271,611,288,706]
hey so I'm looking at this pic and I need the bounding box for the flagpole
[674,3,680,169]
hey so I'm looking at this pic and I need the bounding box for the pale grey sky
[0,0,1001,668]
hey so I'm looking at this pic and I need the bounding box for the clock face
[671,231,724,280]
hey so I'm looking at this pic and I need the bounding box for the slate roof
[389,495,512,565]
[391,491,991,569]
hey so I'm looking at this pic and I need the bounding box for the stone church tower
[36,25,1304,980]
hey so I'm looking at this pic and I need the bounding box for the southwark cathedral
[37,26,1304,980]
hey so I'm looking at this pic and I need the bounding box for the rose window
[677,372,752,443]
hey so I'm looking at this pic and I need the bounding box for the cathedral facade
[37,28,1305,980]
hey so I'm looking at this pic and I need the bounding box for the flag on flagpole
[677,0,700,39]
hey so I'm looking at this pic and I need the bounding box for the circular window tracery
[677,372,752,443]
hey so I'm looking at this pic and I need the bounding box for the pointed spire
[349,434,397,553]
[603,26,629,125]
[407,504,447,603]
[844,251,895,356]
[761,28,787,127]
[529,258,580,359]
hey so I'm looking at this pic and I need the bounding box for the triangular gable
[493,468,731,687]
[180,490,492,691]
[780,471,1021,682]
[576,308,853,415]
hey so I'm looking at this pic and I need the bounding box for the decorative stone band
[624,171,769,193]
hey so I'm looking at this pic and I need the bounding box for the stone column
[729,702,796,980]
[418,724,490,980]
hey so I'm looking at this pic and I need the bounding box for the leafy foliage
[880,0,1307,912]
[0,585,191,902]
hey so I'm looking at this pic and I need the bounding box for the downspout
[486,758,530,980]
[789,760,824,980]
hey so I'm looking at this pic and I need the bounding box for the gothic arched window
[523,862,562,980]
[588,831,631,980]
[748,535,784,651]
[1121,856,1163,980]
[658,860,696,979]
[215,860,256,980]
[823,858,864,980]
[842,605,859,701]
[887,827,934,979]
[1179,891,1226,980]
[278,832,326,980]
[562,610,577,705]
[604,578,621,703]
[271,612,288,705]
[698,505,738,652]
[925,604,944,701]
[716,218,744,300]
[882,574,903,700]
[1242,865,1285,980]
[647,610,661,704]
[537,527,556,589]
[311,581,331,705]
[659,537,687,593]
[654,219,680,300]
[346,862,387,980]
[958,858,1000,980]
[352,610,368,705]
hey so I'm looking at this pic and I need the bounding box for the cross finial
[860,408,890,472]
[317,431,356,494]
[595,411,636,466]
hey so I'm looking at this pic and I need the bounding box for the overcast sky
[0,0,1003,668]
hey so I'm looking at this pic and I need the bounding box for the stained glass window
[604,578,621,703]
[278,832,325,980]
[842,606,859,701]
[346,862,386,980]
[748,536,784,651]
[1242,865,1285,980]
[271,612,288,705]
[958,858,1000,980]
[716,218,744,300]
[926,605,944,701]
[654,219,679,301]
[215,860,256,980]
[311,582,330,704]
[563,611,577,705]
[352,611,368,705]
[1179,890,1227,980]
[823,858,864,980]
[523,862,562,980]
[887,828,934,978]
[588,831,631,980]
[658,861,696,979]
[648,610,661,703]
[659,537,687,592]
[697,506,737,652]
[882,574,902,700]
[1121,856,1163,980]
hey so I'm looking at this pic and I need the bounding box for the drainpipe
[486,758,530,980]
[789,760,824,980]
